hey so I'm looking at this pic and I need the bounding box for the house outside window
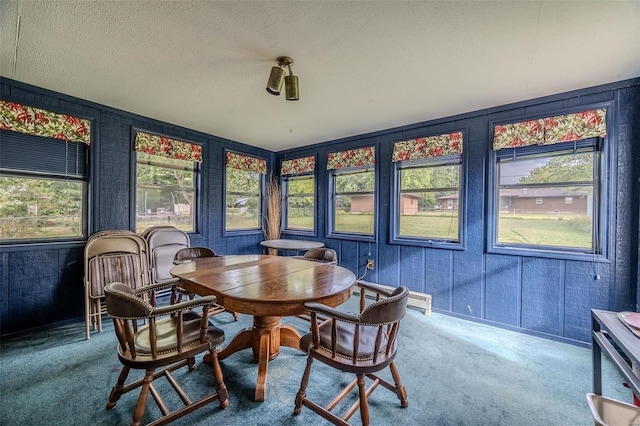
[225,151,266,231]
[134,130,201,233]
[391,131,463,244]
[491,109,606,254]
[0,100,90,241]
[328,147,376,237]
[281,156,315,233]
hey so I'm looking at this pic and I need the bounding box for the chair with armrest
[173,247,239,321]
[104,281,229,426]
[294,248,338,265]
[294,280,410,426]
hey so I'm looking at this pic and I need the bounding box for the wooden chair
[294,248,338,265]
[293,248,338,324]
[104,281,229,426]
[173,247,239,321]
[294,281,410,426]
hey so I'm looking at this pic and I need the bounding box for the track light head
[266,56,299,100]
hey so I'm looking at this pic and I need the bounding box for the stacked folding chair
[83,230,151,339]
[141,225,190,301]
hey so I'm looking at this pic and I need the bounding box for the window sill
[281,229,317,238]
[327,232,376,243]
[390,237,464,250]
[488,245,610,262]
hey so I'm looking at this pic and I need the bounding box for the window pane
[398,191,459,240]
[288,177,313,195]
[136,188,194,232]
[397,163,460,241]
[497,186,593,249]
[335,171,374,193]
[287,196,314,230]
[499,152,594,186]
[0,176,84,240]
[136,163,194,189]
[401,165,459,190]
[225,167,261,230]
[286,176,314,231]
[226,168,260,193]
[226,195,260,229]
[136,155,196,232]
[334,194,374,234]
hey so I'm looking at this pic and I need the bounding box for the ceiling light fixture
[266,56,299,101]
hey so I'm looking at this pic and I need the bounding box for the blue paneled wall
[277,79,639,345]
[1,77,638,345]
[0,78,273,336]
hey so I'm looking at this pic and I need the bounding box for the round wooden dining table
[169,254,356,401]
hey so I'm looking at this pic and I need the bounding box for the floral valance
[392,131,463,162]
[226,151,266,174]
[0,100,91,145]
[493,109,606,150]
[134,131,202,162]
[281,156,315,175]
[327,146,375,170]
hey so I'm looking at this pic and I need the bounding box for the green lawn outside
[288,211,591,248]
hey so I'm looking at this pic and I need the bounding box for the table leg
[280,324,302,350]
[204,315,303,401]
[255,329,270,401]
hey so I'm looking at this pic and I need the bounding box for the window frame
[0,113,91,244]
[327,166,377,241]
[281,173,317,236]
[390,154,465,249]
[487,127,610,261]
[223,151,266,235]
[131,128,202,235]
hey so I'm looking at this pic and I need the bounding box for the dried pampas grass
[263,176,281,245]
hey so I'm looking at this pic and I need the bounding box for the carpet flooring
[0,296,631,425]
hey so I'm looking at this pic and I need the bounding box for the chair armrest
[304,302,360,323]
[356,280,394,297]
[151,295,218,317]
[132,281,177,296]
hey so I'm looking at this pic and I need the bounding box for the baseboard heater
[353,284,431,316]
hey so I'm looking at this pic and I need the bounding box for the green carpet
[0,296,630,425]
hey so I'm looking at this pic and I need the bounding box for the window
[491,109,606,254]
[225,151,266,231]
[0,101,90,241]
[281,156,315,232]
[328,147,376,237]
[134,131,201,233]
[391,131,463,244]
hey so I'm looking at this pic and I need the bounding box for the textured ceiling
[1,1,639,152]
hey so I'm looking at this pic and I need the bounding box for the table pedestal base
[205,315,302,401]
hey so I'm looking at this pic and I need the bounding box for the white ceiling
[1,1,639,152]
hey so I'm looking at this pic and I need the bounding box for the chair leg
[231,311,239,321]
[294,356,314,415]
[106,366,131,409]
[131,369,154,426]
[357,374,370,426]
[187,357,196,371]
[389,362,409,408]
[209,348,229,408]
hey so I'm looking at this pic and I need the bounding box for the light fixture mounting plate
[277,56,294,67]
